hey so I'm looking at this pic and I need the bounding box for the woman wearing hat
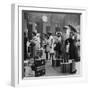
[64,25,77,73]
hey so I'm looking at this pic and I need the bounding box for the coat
[65,38,77,59]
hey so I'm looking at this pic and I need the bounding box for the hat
[63,25,77,32]
[63,26,70,29]
[68,25,77,32]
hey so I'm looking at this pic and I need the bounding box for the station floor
[24,60,80,79]
[42,51,80,76]
[45,60,80,76]
[24,51,80,78]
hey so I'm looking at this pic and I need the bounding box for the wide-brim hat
[63,25,77,33]
[68,25,77,32]
[63,26,70,29]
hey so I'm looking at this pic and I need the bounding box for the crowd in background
[24,24,80,63]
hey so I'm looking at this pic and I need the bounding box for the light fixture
[42,15,48,22]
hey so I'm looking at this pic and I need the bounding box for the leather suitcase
[56,59,63,67]
[34,59,45,67]
[34,59,46,77]
[61,60,76,74]
[35,69,45,77]
[35,65,45,71]
[52,59,63,67]
[61,62,70,73]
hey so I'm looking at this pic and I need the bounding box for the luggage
[61,62,70,73]
[35,50,43,58]
[34,59,45,67]
[35,69,45,77]
[52,58,63,67]
[61,60,76,74]
[35,65,45,77]
[34,59,46,77]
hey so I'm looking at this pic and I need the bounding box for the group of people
[24,24,80,63]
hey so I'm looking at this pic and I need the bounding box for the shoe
[70,69,77,74]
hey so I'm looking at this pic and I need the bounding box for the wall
[23,11,80,36]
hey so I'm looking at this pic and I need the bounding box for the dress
[49,36,55,54]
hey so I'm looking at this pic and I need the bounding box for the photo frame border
[11,4,87,87]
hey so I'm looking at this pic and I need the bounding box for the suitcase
[34,59,45,67]
[61,60,76,74]
[35,50,43,58]
[56,58,63,67]
[35,65,45,77]
[61,62,70,73]
[35,69,45,77]
[52,59,63,67]
[35,65,45,71]
[34,59,46,77]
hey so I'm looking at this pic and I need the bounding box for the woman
[49,37,55,61]
[44,34,50,60]
[54,32,63,59]
[64,25,77,73]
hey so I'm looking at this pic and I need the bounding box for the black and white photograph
[0,0,88,88]
[22,10,80,78]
